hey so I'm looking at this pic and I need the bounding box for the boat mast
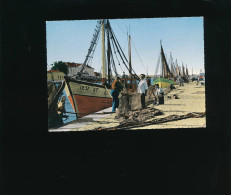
[160,41,172,79]
[101,20,106,84]
[186,64,189,79]
[175,59,179,77]
[107,20,111,85]
[129,35,132,81]
[182,63,185,77]
[160,41,165,78]
[170,52,175,78]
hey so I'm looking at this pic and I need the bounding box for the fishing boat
[169,52,178,81]
[185,64,190,81]
[64,19,139,117]
[48,81,66,128]
[153,42,175,88]
[175,60,181,84]
[181,63,189,83]
[64,77,112,117]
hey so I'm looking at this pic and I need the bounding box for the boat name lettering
[80,86,89,91]
[93,88,99,93]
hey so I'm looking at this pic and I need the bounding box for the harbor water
[62,90,77,124]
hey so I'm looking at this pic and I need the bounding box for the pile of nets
[115,107,163,124]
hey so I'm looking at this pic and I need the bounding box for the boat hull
[65,77,112,117]
[153,78,175,88]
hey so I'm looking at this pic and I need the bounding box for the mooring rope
[104,85,112,98]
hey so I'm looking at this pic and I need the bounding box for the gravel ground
[75,81,206,131]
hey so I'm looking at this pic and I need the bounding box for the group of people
[177,76,184,86]
[110,74,163,112]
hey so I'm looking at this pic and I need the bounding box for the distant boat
[64,19,139,117]
[153,77,175,88]
[153,42,175,88]
[180,63,189,83]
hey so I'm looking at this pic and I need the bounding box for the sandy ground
[74,81,206,131]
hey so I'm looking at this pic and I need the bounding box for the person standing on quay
[137,74,148,109]
[178,76,184,86]
[155,84,163,105]
[146,76,151,87]
[111,77,124,112]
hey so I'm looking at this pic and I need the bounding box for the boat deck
[49,107,112,132]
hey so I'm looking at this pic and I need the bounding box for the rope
[115,20,127,36]
[109,23,128,63]
[93,112,206,131]
[110,33,125,73]
[155,54,161,77]
[104,85,112,98]
[64,111,115,115]
[130,37,147,74]
[110,48,119,76]
[110,28,130,71]
[108,22,139,80]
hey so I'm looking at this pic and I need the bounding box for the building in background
[47,70,65,82]
[65,62,95,77]
[94,72,102,77]
[199,72,205,79]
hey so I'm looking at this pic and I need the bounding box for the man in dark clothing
[146,77,151,87]
[111,77,124,112]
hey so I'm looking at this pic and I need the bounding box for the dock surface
[49,82,206,132]
[49,107,114,132]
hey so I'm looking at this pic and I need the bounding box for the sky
[46,17,204,75]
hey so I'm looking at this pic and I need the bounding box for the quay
[49,107,115,132]
[49,82,206,132]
